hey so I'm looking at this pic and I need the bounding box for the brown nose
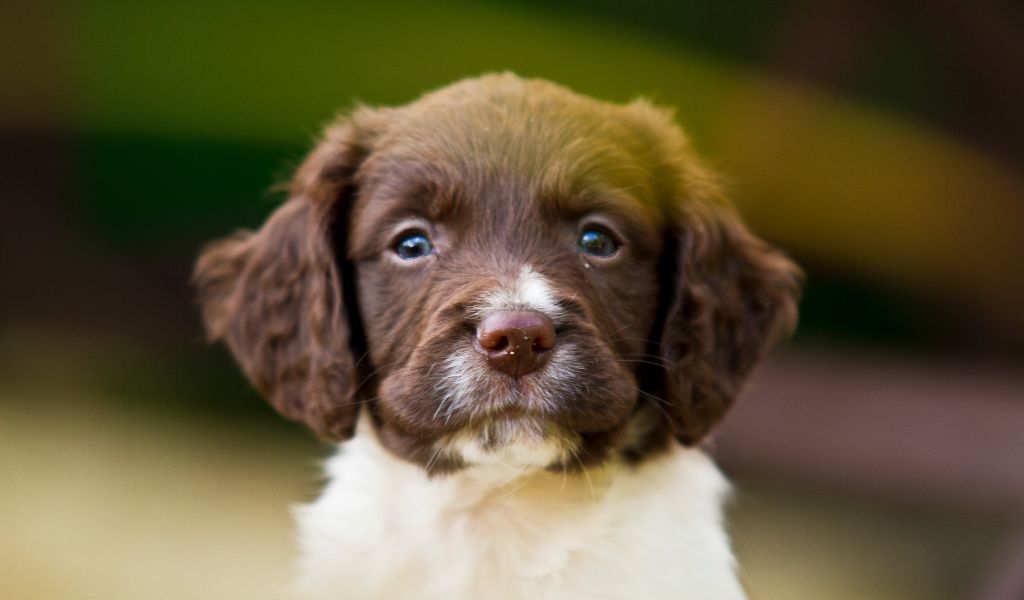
[476,311,556,376]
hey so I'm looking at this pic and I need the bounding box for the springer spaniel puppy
[195,73,800,599]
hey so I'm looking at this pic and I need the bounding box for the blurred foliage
[4,0,1022,351]
[79,134,303,238]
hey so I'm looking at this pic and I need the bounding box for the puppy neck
[346,415,619,504]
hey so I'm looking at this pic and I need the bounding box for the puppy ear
[623,99,801,444]
[659,197,802,444]
[193,110,385,441]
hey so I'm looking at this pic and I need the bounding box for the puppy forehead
[387,106,656,200]
[349,82,666,254]
[356,129,659,221]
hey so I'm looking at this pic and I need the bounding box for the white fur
[434,264,585,469]
[432,349,482,425]
[430,339,587,470]
[479,265,562,321]
[290,264,745,598]
[291,423,746,600]
[446,419,566,470]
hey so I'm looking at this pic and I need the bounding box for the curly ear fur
[625,100,802,445]
[193,110,385,441]
[661,201,802,444]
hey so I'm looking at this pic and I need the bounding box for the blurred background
[2,1,1023,598]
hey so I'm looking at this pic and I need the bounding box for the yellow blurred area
[2,382,1003,600]
[0,335,1009,600]
[0,335,318,598]
[709,78,1024,331]
[2,400,313,598]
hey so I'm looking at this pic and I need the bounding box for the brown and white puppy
[195,73,800,599]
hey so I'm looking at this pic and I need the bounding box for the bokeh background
[3,1,1023,598]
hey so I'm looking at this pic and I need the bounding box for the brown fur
[194,74,801,472]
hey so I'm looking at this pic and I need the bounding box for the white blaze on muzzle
[478,265,562,321]
[432,264,578,469]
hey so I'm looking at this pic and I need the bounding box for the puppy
[195,73,800,599]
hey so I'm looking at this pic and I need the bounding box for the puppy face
[194,74,800,474]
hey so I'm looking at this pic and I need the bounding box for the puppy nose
[476,311,556,376]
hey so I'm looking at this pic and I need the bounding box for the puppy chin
[444,417,575,471]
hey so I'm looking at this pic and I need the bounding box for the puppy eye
[394,232,435,260]
[577,229,619,258]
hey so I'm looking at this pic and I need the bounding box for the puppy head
[194,74,801,473]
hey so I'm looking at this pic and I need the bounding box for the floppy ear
[659,196,802,444]
[623,99,802,445]
[193,110,385,441]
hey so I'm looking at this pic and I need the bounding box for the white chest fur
[292,431,746,600]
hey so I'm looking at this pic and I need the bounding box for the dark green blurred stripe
[78,132,305,239]
[794,269,931,349]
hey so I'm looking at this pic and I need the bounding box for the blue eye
[578,229,619,258]
[394,232,435,260]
